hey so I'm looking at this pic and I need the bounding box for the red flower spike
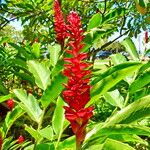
[6,98,14,110]
[145,31,148,43]
[54,0,67,46]
[54,1,93,147]
[0,135,2,150]
[18,135,24,144]
[61,10,93,149]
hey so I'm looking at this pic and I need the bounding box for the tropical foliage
[0,0,150,150]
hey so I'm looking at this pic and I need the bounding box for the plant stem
[33,108,46,150]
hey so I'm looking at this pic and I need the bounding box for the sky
[9,19,149,54]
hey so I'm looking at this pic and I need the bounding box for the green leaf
[0,80,8,95]
[57,136,76,150]
[102,139,135,150]
[39,126,53,141]
[85,124,150,144]
[52,97,65,135]
[87,13,102,30]
[31,43,40,58]
[14,72,35,85]
[48,44,61,67]
[2,106,25,136]
[40,73,67,108]
[36,143,55,150]
[104,8,126,23]
[89,62,142,105]
[121,38,139,60]
[25,125,42,141]
[0,94,12,103]
[129,70,150,93]
[110,53,127,65]
[14,89,42,123]
[104,90,124,109]
[105,95,150,125]
[27,60,50,90]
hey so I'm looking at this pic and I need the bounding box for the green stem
[124,92,129,107]
[33,108,46,150]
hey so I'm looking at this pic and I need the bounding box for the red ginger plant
[54,1,93,149]
[0,134,2,150]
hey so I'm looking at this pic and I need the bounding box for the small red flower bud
[18,135,24,144]
[6,99,14,110]
[27,89,33,94]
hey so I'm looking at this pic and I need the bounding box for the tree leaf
[14,89,42,123]
[40,73,67,108]
[87,13,102,30]
[27,60,50,90]
[104,90,124,109]
[121,38,139,60]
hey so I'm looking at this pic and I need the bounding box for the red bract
[54,0,67,46]
[0,135,2,150]
[62,11,93,148]
[18,135,24,144]
[6,98,14,110]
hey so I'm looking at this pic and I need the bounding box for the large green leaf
[104,89,124,109]
[14,89,42,123]
[105,95,150,125]
[129,70,150,93]
[52,97,65,135]
[2,106,25,136]
[85,124,150,144]
[40,73,67,108]
[27,60,50,90]
[89,62,142,105]
[121,38,139,60]
[102,139,135,150]
[48,44,61,67]
[87,13,102,31]
[85,95,150,144]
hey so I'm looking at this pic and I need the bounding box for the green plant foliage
[89,62,142,105]
[121,38,139,60]
[14,89,42,123]
[27,60,51,90]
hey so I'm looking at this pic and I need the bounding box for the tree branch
[91,30,130,59]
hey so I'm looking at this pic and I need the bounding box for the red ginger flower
[18,135,24,144]
[54,0,67,46]
[6,98,14,110]
[62,11,93,148]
